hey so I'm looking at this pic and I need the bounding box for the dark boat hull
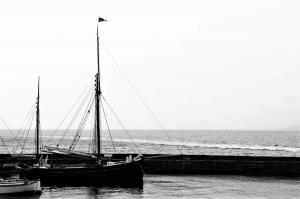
[24,159,144,186]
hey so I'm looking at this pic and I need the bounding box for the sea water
[2,130,299,157]
[0,130,299,198]
[3,175,300,199]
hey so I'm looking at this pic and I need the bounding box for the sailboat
[24,18,144,185]
[0,79,42,195]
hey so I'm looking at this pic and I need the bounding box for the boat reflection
[0,195,41,199]
[43,182,144,199]
[41,178,144,188]
[87,185,143,198]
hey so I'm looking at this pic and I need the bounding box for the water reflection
[86,186,143,199]
[41,179,144,188]
[41,182,144,199]
[0,182,143,199]
[0,195,41,199]
[3,175,298,199]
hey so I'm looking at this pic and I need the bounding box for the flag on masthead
[98,17,106,22]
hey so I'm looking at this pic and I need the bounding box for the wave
[39,135,300,153]
[111,138,300,153]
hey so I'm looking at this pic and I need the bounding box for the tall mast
[95,17,106,159]
[35,76,40,158]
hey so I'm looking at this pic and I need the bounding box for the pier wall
[1,154,300,177]
[142,154,300,177]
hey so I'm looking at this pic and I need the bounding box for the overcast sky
[0,0,299,130]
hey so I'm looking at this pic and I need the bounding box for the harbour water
[0,130,299,198]
[4,175,300,199]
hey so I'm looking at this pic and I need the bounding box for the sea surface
[0,129,299,198]
[3,175,300,199]
[1,129,299,157]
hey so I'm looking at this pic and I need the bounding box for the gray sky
[0,0,299,130]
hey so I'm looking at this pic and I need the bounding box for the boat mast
[95,18,106,159]
[35,76,40,158]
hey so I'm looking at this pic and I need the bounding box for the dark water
[3,175,300,199]
[0,130,299,198]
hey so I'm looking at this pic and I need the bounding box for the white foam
[40,135,300,153]
[111,138,300,153]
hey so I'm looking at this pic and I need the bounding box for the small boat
[0,178,41,195]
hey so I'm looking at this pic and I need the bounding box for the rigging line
[56,83,95,148]
[70,100,94,151]
[20,109,35,154]
[0,135,10,154]
[77,93,95,132]
[99,39,182,154]
[15,100,36,139]
[20,104,36,139]
[13,102,37,153]
[46,78,94,145]
[14,103,35,153]
[69,94,95,151]
[100,98,116,153]
[14,102,36,152]
[101,95,141,154]
[101,103,116,153]
[0,115,23,149]
[58,82,94,139]
[57,84,94,147]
